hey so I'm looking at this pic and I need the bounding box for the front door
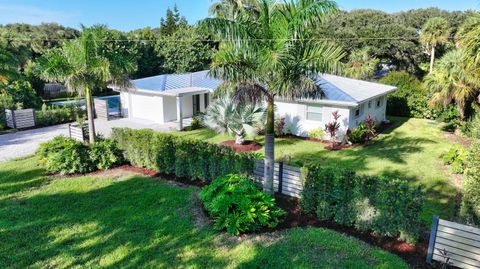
[192,95,200,115]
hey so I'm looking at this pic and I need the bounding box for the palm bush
[203,97,265,144]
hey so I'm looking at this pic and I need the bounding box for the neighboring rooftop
[129,70,396,104]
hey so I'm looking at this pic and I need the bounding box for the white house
[112,70,396,138]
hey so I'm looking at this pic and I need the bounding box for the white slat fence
[253,159,303,198]
[5,109,36,129]
[427,216,480,269]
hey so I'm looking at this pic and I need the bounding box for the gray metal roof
[131,70,396,104]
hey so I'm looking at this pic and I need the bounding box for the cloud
[0,4,78,25]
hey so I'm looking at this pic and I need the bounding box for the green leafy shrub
[300,164,424,243]
[199,174,285,235]
[380,71,432,118]
[37,136,124,174]
[308,128,325,140]
[441,145,467,174]
[347,124,367,144]
[111,128,256,181]
[37,136,94,175]
[35,104,84,127]
[460,140,480,226]
[90,139,124,170]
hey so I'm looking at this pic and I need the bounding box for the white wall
[348,95,387,129]
[163,96,178,122]
[120,91,130,117]
[123,92,164,123]
[275,100,351,139]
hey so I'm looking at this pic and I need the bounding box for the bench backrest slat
[428,216,480,269]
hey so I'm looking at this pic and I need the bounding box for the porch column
[176,96,183,131]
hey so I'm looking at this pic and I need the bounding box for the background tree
[157,26,216,73]
[35,26,137,143]
[420,17,451,73]
[344,47,379,80]
[0,48,18,88]
[160,5,187,36]
[128,28,165,78]
[425,49,480,119]
[203,0,344,194]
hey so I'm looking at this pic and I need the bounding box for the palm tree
[208,0,256,19]
[420,17,451,74]
[344,47,379,80]
[203,0,344,194]
[457,14,480,68]
[204,97,265,144]
[35,26,136,143]
[424,49,480,119]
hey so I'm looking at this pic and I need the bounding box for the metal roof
[130,70,396,104]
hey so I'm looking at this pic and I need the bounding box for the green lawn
[176,117,459,223]
[0,157,407,268]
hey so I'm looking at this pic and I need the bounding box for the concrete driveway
[0,118,184,163]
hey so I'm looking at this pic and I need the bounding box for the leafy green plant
[460,140,480,226]
[37,136,94,175]
[111,128,256,181]
[441,145,467,174]
[35,104,85,127]
[90,139,124,170]
[300,164,424,243]
[308,128,325,140]
[199,174,285,235]
[347,124,367,144]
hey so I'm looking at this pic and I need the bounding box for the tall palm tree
[208,0,256,19]
[203,0,344,194]
[457,14,480,69]
[424,49,480,119]
[420,17,451,74]
[35,26,136,143]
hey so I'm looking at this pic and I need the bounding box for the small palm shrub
[90,139,124,170]
[347,124,367,144]
[300,164,424,243]
[200,174,285,235]
[203,97,265,144]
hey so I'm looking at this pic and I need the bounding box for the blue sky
[0,0,478,31]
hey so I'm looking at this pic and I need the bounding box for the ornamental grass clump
[200,174,285,235]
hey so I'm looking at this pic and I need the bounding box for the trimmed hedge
[460,140,480,226]
[36,104,85,127]
[200,174,285,235]
[300,164,424,243]
[111,128,256,181]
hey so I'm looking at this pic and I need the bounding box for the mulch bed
[220,140,263,152]
[273,194,432,269]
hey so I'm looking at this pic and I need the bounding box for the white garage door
[130,93,164,123]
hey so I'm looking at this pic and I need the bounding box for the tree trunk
[85,87,96,144]
[429,45,436,74]
[263,97,275,195]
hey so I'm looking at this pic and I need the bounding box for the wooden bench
[427,216,480,269]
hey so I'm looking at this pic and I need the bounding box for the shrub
[460,140,480,226]
[111,128,256,181]
[308,128,325,140]
[441,145,467,174]
[199,174,285,235]
[300,164,424,243]
[380,71,431,118]
[90,139,124,170]
[37,136,123,174]
[37,136,94,175]
[35,104,84,127]
[347,124,367,144]
[275,117,286,137]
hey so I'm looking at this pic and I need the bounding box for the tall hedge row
[300,164,424,243]
[460,140,480,226]
[111,128,256,181]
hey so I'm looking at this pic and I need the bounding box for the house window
[306,105,323,121]
[193,95,200,115]
[355,104,364,118]
[376,97,382,108]
[368,101,372,109]
[204,93,209,109]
